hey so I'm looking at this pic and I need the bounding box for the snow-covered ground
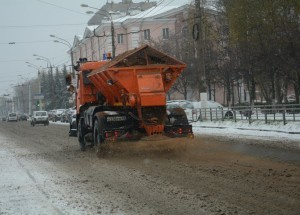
[192,120,300,150]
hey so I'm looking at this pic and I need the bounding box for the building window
[144,29,150,40]
[162,28,169,39]
[117,34,123,44]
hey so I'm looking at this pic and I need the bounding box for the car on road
[52,109,65,122]
[18,113,29,121]
[30,111,49,126]
[7,113,18,122]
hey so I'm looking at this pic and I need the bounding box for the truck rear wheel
[78,119,86,151]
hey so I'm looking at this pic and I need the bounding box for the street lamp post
[50,34,75,76]
[3,93,10,115]
[81,4,116,58]
[26,62,43,111]
[18,76,31,115]
[13,84,25,113]
[35,56,53,76]
[26,61,40,71]
[33,54,52,67]
[33,55,53,110]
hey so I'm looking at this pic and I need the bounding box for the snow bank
[192,120,300,150]
[193,120,300,133]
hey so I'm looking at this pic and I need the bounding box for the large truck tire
[78,118,86,151]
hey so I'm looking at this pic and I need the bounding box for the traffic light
[36,100,40,108]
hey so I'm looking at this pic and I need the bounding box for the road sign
[34,94,44,100]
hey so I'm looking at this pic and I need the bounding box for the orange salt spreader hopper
[86,45,186,135]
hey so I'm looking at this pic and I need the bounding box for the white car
[7,113,18,122]
[31,111,49,126]
[192,101,233,121]
[167,100,233,122]
[53,109,65,122]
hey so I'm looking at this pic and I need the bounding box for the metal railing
[192,104,300,124]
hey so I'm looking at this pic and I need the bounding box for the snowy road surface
[0,121,299,215]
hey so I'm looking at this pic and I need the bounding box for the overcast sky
[0,0,192,96]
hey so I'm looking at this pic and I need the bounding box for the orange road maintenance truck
[67,45,193,154]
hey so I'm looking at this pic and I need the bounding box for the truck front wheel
[78,119,86,151]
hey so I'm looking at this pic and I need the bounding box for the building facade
[70,5,189,63]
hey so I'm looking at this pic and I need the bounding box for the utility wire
[36,0,86,15]
[0,23,86,29]
[0,40,55,45]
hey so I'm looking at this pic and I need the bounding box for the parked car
[60,108,75,123]
[7,113,18,122]
[167,100,194,122]
[167,100,235,122]
[68,108,76,122]
[233,102,253,117]
[53,109,65,122]
[287,94,296,102]
[192,100,224,109]
[30,111,49,126]
[192,101,233,121]
[48,110,55,121]
[60,109,69,123]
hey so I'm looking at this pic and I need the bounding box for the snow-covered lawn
[192,120,300,150]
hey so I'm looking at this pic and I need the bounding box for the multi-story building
[70,3,190,63]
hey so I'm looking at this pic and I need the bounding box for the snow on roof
[86,25,98,31]
[72,35,83,48]
[83,26,99,39]
[75,35,83,40]
[112,5,180,23]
